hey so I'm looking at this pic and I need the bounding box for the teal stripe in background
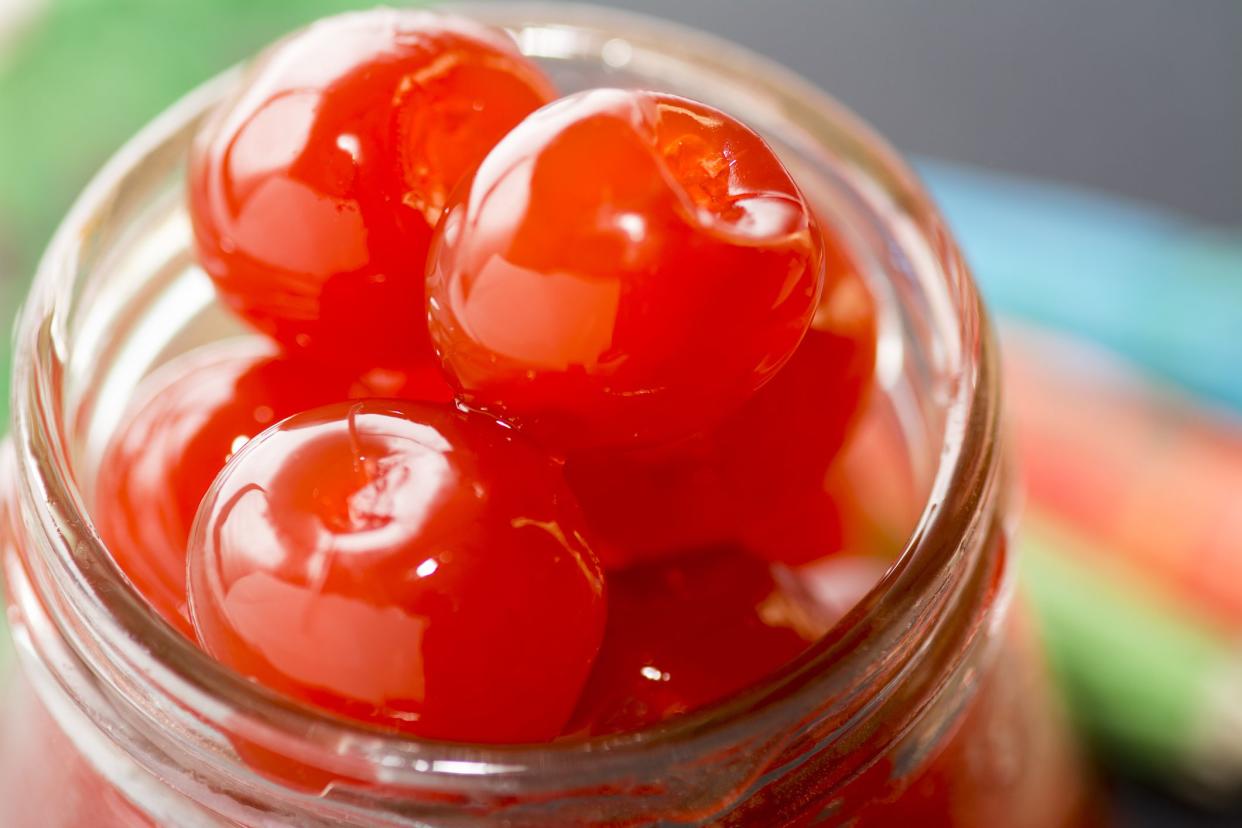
[919,160,1242,410]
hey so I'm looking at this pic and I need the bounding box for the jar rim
[7,0,999,801]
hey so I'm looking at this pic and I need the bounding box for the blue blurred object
[919,160,1242,410]
[922,161,1242,826]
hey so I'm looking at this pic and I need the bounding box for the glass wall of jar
[0,6,1099,826]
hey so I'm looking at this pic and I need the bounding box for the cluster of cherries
[94,10,876,745]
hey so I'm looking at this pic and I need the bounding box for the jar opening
[6,2,1000,806]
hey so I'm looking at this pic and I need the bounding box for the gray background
[575,0,1242,228]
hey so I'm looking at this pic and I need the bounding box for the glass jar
[0,5,1099,826]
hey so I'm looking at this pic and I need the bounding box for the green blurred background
[0,1,382,426]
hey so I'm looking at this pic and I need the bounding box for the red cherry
[567,257,876,569]
[564,433,735,568]
[188,400,606,743]
[189,9,556,369]
[721,263,877,564]
[94,341,402,635]
[565,547,822,737]
[427,88,824,450]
